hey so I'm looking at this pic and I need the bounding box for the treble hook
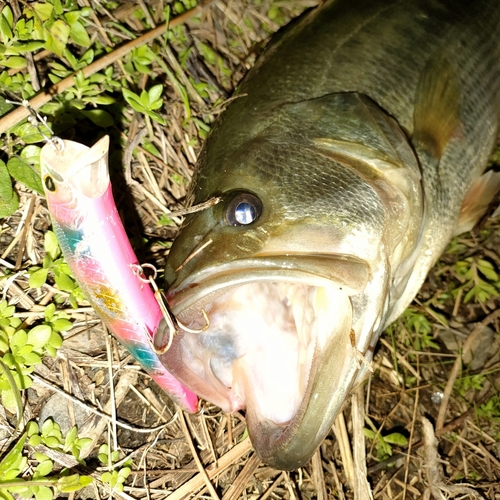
[131,263,210,354]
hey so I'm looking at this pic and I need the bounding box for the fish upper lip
[168,253,370,321]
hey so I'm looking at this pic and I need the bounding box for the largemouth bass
[160,0,500,469]
[40,137,198,412]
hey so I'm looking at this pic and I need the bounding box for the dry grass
[1,1,500,498]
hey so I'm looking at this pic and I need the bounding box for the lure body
[40,136,198,412]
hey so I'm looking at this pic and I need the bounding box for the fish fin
[412,57,462,159]
[455,170,500,235]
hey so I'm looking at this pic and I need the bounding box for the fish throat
[162,280,353,426]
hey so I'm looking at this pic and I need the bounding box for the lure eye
[44,175,56,192]
[226,192,263,226]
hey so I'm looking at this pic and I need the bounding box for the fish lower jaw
[163,280,352,429]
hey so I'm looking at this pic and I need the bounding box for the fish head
[162,93,423,469]
[40,136,110,228]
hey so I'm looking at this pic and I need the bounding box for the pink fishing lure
[40,136,198,412]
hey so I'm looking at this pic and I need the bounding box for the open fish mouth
[161,256,369,469]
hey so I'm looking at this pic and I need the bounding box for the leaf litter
[0,0,500,499]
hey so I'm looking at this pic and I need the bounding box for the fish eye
[225,192,263,226]
[44,175,56,192]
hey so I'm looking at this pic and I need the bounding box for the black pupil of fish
[234,201,257,225]
[44,176,56,192]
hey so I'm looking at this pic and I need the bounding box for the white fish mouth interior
[176,281,350,425]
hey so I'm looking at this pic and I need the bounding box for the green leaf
[23,352,42,365]
[0,56,27,69]
[140,89,150,107]
[1,6,13,29]
[84,95,115,106]
[45,345,56,357]
[48,331,63,349]
[52,0,64,15]
[148,84,164,103]
[133,61,152,75]
[7,156,44,194]
[51,318,73,332]
[0,336,8,353]
[142,141,161,156]
[35,460,53,477]
[79,109,114,127]
[27,421,39,437]
[118,467,131,479]
[29,435,43,446]
[0,490,15,500]
[0,432,26,476]
[64,426,78,449]
[363,428,376,439]
[79,476,93,487]
[44,436,61,449]
[0,95,14,117]
[76,437,92,449]
[34,3,54,21]
[149,99,163,111]
[0,359,23,420]
[20,145,42,167]
[69,20,90,47]
[27,324,52,350]
[44,231,60,260]
[63,47,79,69]
[10,330,28,350]
[12,40,45,53]
[41,418,54,436]
[29,268,49,288]
[122,88,146,112]
[34,486,53,500]
[13,370,32,390]
[10,121,44,143]
[48,20,70,57]
[144,109,166,125]
[44,303,56,322]
[34,453,50,463]
[126,100,147,114]
[64,11,81,25]
[57,474,85,492]
[477,259,498,281]
[54,272,75,292]
[101,471,112,483]
[80,48,94,65]
[0,159,19,218]
[0,189,18,218]
[0,14,13,43]
[384,433,408,446]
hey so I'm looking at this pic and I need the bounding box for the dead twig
[178,411,221,500]
[422,417,484,500]
[221,452,261,500]
[352,384,373,500]
[165,436,252,500]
